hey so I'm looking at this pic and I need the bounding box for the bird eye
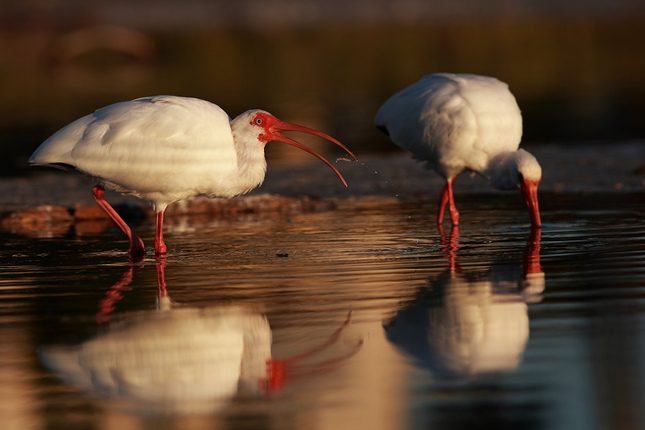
[255,118,263,125]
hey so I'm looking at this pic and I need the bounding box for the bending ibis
[29,96,357,260]
[375,73,541,227]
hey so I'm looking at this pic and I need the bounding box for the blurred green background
[1,0,644,176]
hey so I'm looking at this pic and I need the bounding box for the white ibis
[375,73,541,227]
[29,96,357,260]
[41,304,360,413]
[41,258,362,415]
[384,229,543,378]
[40,305,275,414]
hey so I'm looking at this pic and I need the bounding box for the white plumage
[40,306,273,415]
[385,228,543,378]
[33,97,242,208]
[29,96,356,259]
[375,73,541,226]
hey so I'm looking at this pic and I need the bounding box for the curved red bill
[268,119,358,187]
[520,179,541,227]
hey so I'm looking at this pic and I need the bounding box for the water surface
[1,193,644,429]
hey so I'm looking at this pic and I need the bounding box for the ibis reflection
[385,228,544,379]
[39,260,360,415]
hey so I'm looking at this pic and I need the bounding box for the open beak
[268,120,358,187]
[520,179,541,227]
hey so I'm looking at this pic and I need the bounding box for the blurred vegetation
[1,16,644,175]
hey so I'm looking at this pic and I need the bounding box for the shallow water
[1,193,644,429]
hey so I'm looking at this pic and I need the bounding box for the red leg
[92,185,145,261]
[437,176,459,226]
[446,178,459,226]
[154,211,167,256]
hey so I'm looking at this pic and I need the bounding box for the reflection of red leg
[92,185,145,262]
[439,225,460,273]
[96,264,140,324]
[437,177,459,226]
[154,211,167,256]
[96,259,168,325]
[155,256,167,298]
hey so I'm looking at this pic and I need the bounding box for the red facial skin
[252,112,357,187]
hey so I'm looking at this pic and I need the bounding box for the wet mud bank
[1,140,643,238]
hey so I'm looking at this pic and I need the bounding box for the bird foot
[154,239,167,256]
[129,235,146,263]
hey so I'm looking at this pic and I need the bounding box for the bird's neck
[236,150,267,194]
[484,152,520,190]
[485,148,542,191]
[224,135,267,197]
[228,116,268,197]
